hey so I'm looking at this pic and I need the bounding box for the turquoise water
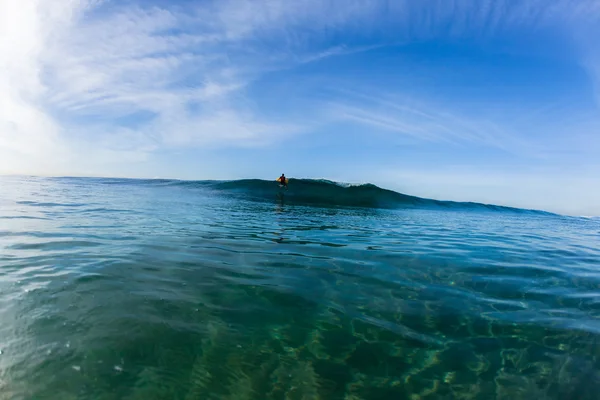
[1,176,599,399]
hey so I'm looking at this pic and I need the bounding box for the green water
[0,177,599,399]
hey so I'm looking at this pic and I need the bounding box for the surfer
[277,173,287,187]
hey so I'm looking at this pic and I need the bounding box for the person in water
[278,174,287,187]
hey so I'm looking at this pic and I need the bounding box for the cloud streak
[323,88,541,155]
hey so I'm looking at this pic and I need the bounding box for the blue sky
[1,0,600,215]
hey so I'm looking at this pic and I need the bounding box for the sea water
[0,176,599,399]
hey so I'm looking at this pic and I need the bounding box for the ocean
[0,176,599,399]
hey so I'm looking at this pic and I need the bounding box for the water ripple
[0,176,599,399]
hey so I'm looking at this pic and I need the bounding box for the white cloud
[0,0,318,175]
[1,0,600,180]
[0,0,87,171]
[322,89,543,157]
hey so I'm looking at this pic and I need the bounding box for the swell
[69,177,553,214]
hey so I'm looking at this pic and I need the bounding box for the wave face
[91,177,550,214]
[207,178,429,209]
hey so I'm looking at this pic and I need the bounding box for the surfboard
[276,177,288,189]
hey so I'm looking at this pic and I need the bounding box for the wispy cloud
[1,0,600,181]
[42,3,277,148]
[0,0,317,174]
[322,88,544,157]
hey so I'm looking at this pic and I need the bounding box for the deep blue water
[1,176,599,399]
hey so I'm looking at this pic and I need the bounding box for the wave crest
[86,177,551,214]
[184,178,547,214]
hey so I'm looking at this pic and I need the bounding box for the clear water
[1,176,599,399]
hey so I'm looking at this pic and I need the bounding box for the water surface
[1,176,599,399]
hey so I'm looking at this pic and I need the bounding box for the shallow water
[1,176,599,399]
